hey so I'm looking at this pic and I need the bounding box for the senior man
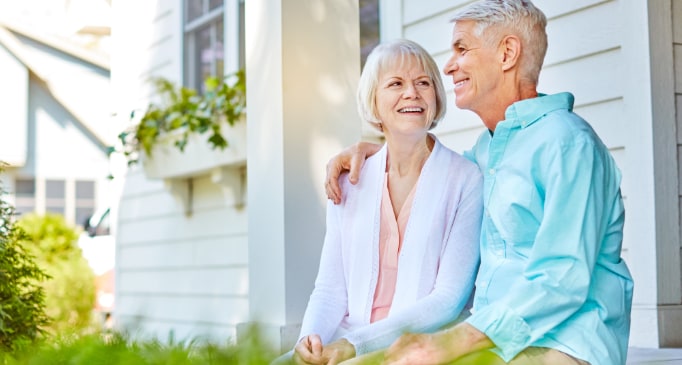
[326,1,633,364]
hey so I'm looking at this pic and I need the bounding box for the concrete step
[627,347,682,364]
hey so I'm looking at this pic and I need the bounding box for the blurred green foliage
[17,213,96,334]
[116,70,246,165]
[0,174,49,353]
[1,327,276,365]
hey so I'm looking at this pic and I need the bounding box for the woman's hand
[294,334,324,364]
[325,142,381,204]
[321,338,356,365]
[293,336,356,365]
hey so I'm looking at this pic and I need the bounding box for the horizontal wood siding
[113,0,250,342]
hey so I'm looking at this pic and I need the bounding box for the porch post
[244,0,361,353]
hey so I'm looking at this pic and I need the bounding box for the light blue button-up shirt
[464,93,634,365]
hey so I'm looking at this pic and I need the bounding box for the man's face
[443,20,502,114]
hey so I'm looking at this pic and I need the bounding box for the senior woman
[284,39,483,365]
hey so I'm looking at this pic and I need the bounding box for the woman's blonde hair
[357,39,447,131]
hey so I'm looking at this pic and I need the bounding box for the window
[75,180,96,228]
[45,179,65,215]
[183,0,244,93]
[184,0,225,93]
[13,178,98,226]
[14,178,35,217]
[360,0,380,67]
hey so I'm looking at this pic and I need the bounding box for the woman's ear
[499,35,521,71]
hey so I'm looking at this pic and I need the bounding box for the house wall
[0,32,112,224]
[112,0,250,342]
[0,43,28,167]
[390,0,682,348]
[668,0,682,347]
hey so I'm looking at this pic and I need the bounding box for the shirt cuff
[466,305,531,362]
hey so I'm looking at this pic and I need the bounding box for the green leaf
[118,69,246,166]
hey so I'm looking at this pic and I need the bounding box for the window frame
[183,0,243,92]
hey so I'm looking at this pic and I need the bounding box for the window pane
[209,0,223,11]
[215,18,224,81]
[76,180,95,199]
[195,25,215,93]
[184,33,194,89]
[46,180,65,199]
[46,204,65,215]
[15,178,35,196]
[186,0,204,23]
[76,207,95,228]
[184,0,226,92]
[197,25,213,92]
[15,198,34,216]
[239,0,245,69]
[360,0,380,67]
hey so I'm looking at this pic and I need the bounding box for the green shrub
[0,179,49,352]
[17,213,96,333]
[1,328,276,365]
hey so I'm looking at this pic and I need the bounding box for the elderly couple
[275,1,633,365]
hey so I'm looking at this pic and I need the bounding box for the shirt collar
[502,92,575,129]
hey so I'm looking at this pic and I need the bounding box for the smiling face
[443,20,504,117]
[375,56,437,138]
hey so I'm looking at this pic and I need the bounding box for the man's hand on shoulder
[325,142,381,204]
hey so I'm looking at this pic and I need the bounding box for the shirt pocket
[490,173,540,244]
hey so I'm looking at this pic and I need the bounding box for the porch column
[244,0,361,353]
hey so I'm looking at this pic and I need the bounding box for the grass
[0,328,277,365]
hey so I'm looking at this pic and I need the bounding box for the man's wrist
[442,323,494,360]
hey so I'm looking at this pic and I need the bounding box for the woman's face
[375,57,437,138]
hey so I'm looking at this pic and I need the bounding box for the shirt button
[489,168,495,175]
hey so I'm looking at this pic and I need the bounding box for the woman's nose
[403,84,419,98]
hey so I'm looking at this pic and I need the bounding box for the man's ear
[499,35,521,71]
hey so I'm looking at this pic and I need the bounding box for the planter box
[142,121,246,180]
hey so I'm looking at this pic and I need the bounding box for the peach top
[371,173,418,322]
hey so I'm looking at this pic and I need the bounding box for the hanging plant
[114,70,246,165]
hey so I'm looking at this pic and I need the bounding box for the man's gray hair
[451,0,548,85]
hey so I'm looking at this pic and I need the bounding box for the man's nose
[444,55,458,75]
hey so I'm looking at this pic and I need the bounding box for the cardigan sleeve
[343,169,483,355]
[297,198,350,345]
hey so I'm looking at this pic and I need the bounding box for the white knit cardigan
[297,137,483,355]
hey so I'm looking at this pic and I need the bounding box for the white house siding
[0,26,112,225]
[394,0,682,348]
[112,0,250,342]
[0,42,28,167]
[115,170,248,341]
[669,0,682,348]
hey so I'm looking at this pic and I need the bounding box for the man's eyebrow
[452,39,465,48]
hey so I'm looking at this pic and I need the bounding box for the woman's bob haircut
[357,39,447,131]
